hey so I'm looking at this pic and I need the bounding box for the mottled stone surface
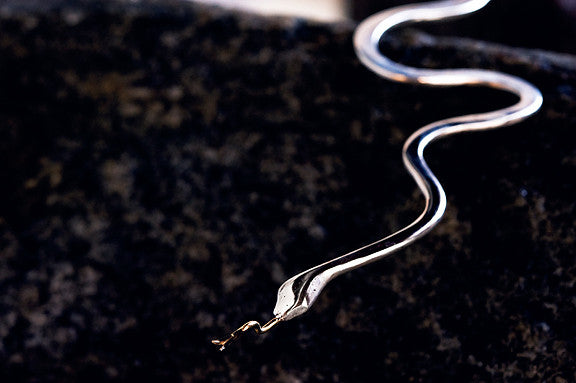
[0,1,575,382]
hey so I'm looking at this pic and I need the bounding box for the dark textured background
[0,0,575,382]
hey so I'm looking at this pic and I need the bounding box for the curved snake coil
[213,0,543,350]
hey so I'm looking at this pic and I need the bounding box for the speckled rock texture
[0,0,575,382]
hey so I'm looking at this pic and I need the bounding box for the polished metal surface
[213,0,543,349]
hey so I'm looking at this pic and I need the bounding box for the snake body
[213,0,543,348]
[272,0,543,321]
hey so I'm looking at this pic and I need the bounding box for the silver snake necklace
[212,0,543,350]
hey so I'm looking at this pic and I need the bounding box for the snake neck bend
[273,0,543,321]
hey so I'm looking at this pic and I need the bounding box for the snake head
[273,267,331,321]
